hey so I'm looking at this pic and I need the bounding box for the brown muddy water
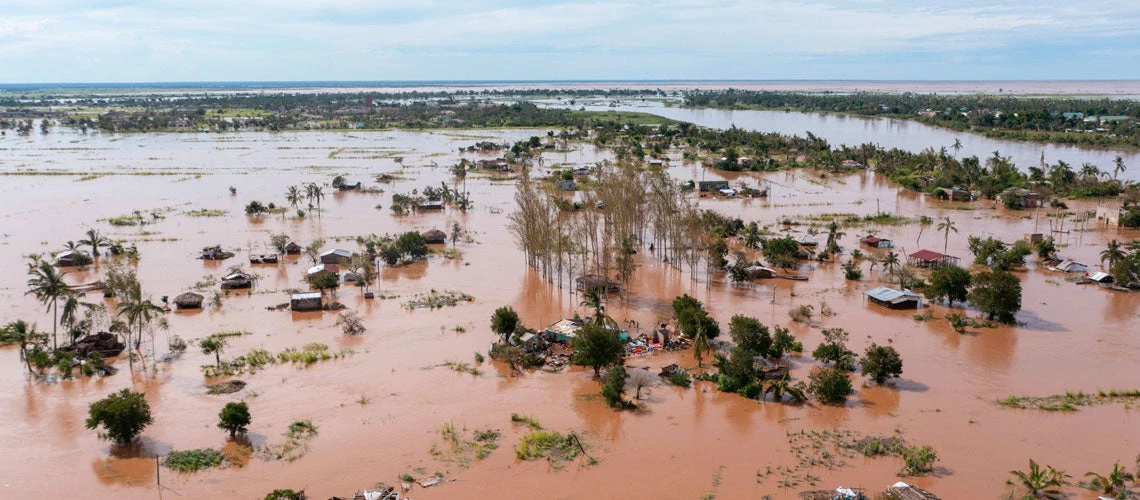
[0,129,1138,499]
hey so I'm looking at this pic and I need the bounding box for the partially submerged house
[307,263,340,280]
[907,249,959,269]
[319,248,353,265]
[861,236,894,249]
[1049,259,1088,273]
[886,482,940,500]
[249,254,279,264]
[543,318,584,343]
[576,274,622,293]
[1088,271,1114,284]
[417,200,445,211]
[698,180,730,193]
[290,292,323,311]
[997,187,1045,209]
[332,177,362,190]
[746,265,776,279]
[839,159,863,169]
[173,292,204,310]
[200,245,234,261]
[1095,203,1140,227]
[55,250,91,267]
[284,241,302,255]
[865,286,922,309]
[421,228,447,244]
[797,234,819,247]
[555,179,577,191]
[220,270,253,290]
[932,186,974,202]
[514,332,547,352]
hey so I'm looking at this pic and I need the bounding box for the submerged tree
[79,228,111,261]
[1009,459,1069,499]
[571,323,624,378]
[218,401,251,437]
[116,288,166,369]
[86,389,153,444]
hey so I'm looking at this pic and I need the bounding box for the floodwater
[543,99,1140,183]
[0,128,1138,499]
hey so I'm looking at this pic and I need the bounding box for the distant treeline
[683,90,1140,149]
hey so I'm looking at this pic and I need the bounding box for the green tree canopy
[925,266,972,306]
[86,389,153,444]
[861,343,903,385]
[968,270,1022,323]
[218,401,251,437]
[571,323,624,377]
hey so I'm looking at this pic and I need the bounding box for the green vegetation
[571,323,625,377]
[1009,459,1070,499]
[431,422,501,465]
[924,266,972,306]
[811,328,857,371]
[258,420,319,462]
[490,306,520,342]
[601,364,633,409]
[968,270,1022,323]
[264,489,305,500]
[85,389,153,444]
[186,208,227,217]
[164,448,227,472]
[808,367,853,405]
[402,289,474,310]
[510,413,543,430]
[514,429,593,468]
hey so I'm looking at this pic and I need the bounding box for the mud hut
[290,292,323,311]
[174,292,204,309]
[220,270,253,290]
[575,274,621,293]
[284,241,302,255]
[421,228,447,244]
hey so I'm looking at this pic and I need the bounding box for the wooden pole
[156,454,161,486]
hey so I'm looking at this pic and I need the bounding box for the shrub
[264,489,305,500]
[218,401,251,437]
[666,371,692,388]
[672,294,720,339]
[571,324,625,377]
[601,364,630,409]
[900,445,938,475]
[85,389,153,444]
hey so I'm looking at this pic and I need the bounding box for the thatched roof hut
[422,229,447,244]
[174,292,204,309]
[55,250,92,267]
[575,274,621,293]
[284,241,302,255]
[200,245,235,260]
[220,270,253,290]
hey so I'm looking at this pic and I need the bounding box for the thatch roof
[174,292,204,309]
[575,274,621,292]
[284,241,302,254]
[886,482,940,500]
[422,228,447,244]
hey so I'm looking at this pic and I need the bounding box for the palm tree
[285,185,303,215]
[1083,462,1134,497]
[2,320,44,374]
[579,289,617,329]
[1101,240,1126,274]
[78,228,111,260]
[936,217,957,254]
[1113,155,1127,180]
[763,374,806,403]
[116,288,166,370]
[1010,459,1069,499]
[26,261,69,350]
[59,290,92,343]
[1080,163,1101,184]
[950,138,963,158]
[824,221,843,255]
[62,241,80,251]
[882,251,900,277]
[692,322,710,368]
[740,222,761,250]
[306,183,325,218]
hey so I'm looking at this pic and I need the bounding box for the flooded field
[1,127,1138,499]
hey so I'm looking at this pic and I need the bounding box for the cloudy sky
[1,0,1138,82]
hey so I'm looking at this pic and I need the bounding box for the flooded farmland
[1,126,1138,500]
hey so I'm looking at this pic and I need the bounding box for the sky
[1,0,1139,83]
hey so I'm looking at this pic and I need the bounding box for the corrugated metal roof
[865,286,920,304]
[291,292,322,299]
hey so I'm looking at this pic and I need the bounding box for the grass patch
[510,413,543,430]
[164,448,226,472]
[430,422,502,466]
[444,361,482,376]
[998,390,1140,411]
[186,208,227,217]
[258,421,318,462]
[403,289,474,310]
[514,430,594,469]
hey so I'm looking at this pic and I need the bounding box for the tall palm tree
[1101,240,1126,274]
[763,374,806,403]
[78,228,111,260]
[2,320,44,374]
[1010,459,1069,499]
[306,183,325,218]
[950,138,963,158]
[937,217,957,254]
[116,288,166,370]
[740,222,761,250]
[26,261,69,350]
[285,185,303,215]
[578,289,618,329]
[1113,155,1126,180]
[1083,462,1134,497]
[824,221,843,255]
